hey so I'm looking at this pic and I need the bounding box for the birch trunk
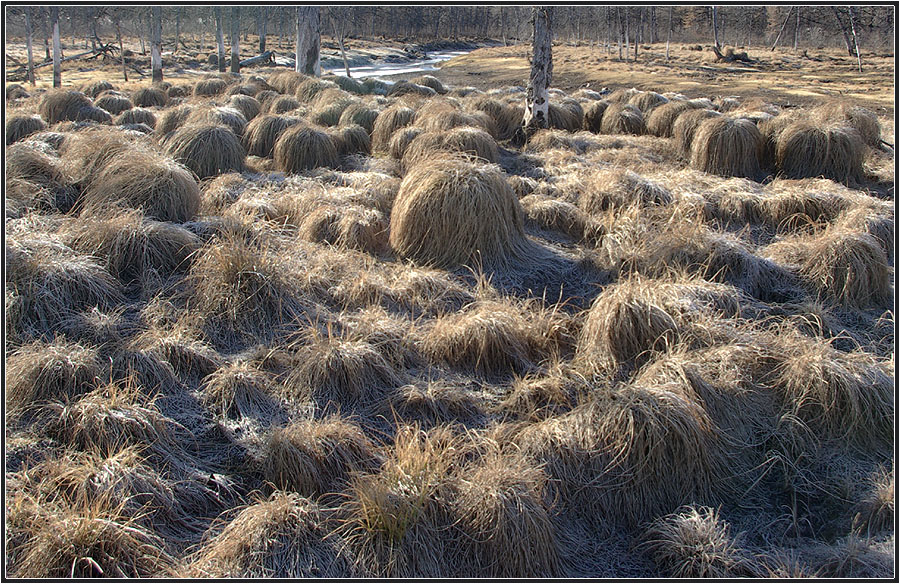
[215,7,226,72]
[522,7,552,139]
[295,6,321,77]
[231,6,240,73]
[25,7,35,85]
[151,6,163,83]
[51,7,61,87]
[258,7,267,53]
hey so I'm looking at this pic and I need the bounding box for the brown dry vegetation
[4,37,894,579]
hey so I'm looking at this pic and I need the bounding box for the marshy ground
[4,39,895,578]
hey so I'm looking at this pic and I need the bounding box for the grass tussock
[187,491,348,578]
[80,148,201,222]
[775,122,865,184]
[468,96,522,141]
[371,105,416,154]
[579,168,673,214]
[263,416,379,497]
[600,103,646,135]
[80,79,115,98]
[387,127,423,160]
[646,100,696,138]
[115,107,156,128]
[200,361,279,420]
[339,102,380,134]
[39,90,93,124]
[401,126,499,171]
[330,124,372,156]
[852,467,894,536]
[243,114,303,158]
[690,116,764,179]
[389,156,534,271]
[811,101,882,148]
[273,124,339,173]
[6,115,48,145]
[582,100,610,133]
[193,77,228,97]
[94,91,134,115]
[520,194,590,240]
[65,209,200,285]
[642,506,755,578]
[163,123,246,180]
[627,90,668,114]
[132,86,168,108]
[228,94,261,121]
[548,100,584,132]
[765,226,891,309]
[186,106,248,138]
[453,451,561,577]
[266,70,310,94]
[154,104,195,136]
[673,108,721,155]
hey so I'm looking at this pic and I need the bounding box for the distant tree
[520,7,553,142]
[295,6,321,76]
[25,6,35,85]
[258,7,267,53]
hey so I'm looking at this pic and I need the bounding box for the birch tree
[51,6,61,87]
[151,6,163,83]
[295,6,321,76]
[25,6,35,85]
[215,7,225,72]
[521,7,553,140]
[231,6,240,73]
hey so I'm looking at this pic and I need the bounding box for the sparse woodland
[4,4,896,579]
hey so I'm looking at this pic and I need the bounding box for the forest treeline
[5,5,896,54]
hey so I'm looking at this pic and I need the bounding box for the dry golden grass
[163,123,246,180]
[5,114,47,145]
[371,104,416,154]
[775,122,866,184]
[273,123,339,173]
[690,116,764,179]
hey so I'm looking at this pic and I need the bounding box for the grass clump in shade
[243,114,303,158]
[452,451,561,577]
[770,331,893,448]
[387,379,486,429]
[337,425,461,577]
[80,79,115,98]
[414,103,497,138]
[578,168,673,214]
[115,107,156,128]
[228,94,261,122]
[387,127,423,160]
[193,77,228,97]
[330,124,372,156]
[690,116,764,179]
[273,124,339,173]
[520,194,589,241]
[673,108,722,156]
[627,90,668,114]
[154,104,195,137]
[599,103,646,135]
[5,338,102,421]
[262,416,379,498]
[389,156,535,271]
[64,209,200,286]
[401,127,499,171]
[468,96,522,141]
[286,328,400,410]
[186,106,248,138]
[582,100,611,133]
[266,70,310,94]
[185,233,312,349]
[6,235,124,340]
[38,90,92,124]
[518,382,726,528]
[295,78,337,103]
[645,100,695,137]
[339,102,379,134]
[163,123,246,180]
[5,142,75,210]
[387,81,437,98]
[267,94,302,115]
[548,100,584,132]
[774,122,866,185]
[575,275,740,375]
[6,115,48,145]
[811,101,882,148]
[132,85,168,108]
[852,467,894,537]
[371,105,416,154]
[409,74,448,94]
[6,492,175,578]
[186,491,349,578]
[329,74,368,95]
[94,91,134,115]
[765,226,891,309]
[80,148,201,222]
[199,362,280,421]
[641,506,755,578]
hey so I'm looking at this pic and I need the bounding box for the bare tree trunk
[665,6,672,62]
[832,7,855,56]
[634,8,640,60]
[43,8,51,61]
[606,7,612,55]
[215,7,225,72]
[624,8,630,62]
[793,6,800,51]
[51,7,61,87]
[770,6,793,51]
[295,6,321,76]
[139,9,146,55]
[231,7,241,73]
[151,6,163,82]
[521,7,552,140]
[617,8,623,60]
[175,8,181,54]
[712,6,720,49]
[258,7,268,53]
[848,6,862,72]
[116,19,127,82]
[25,7,35,85]
[88,7,96,51]
[500,7,507,46]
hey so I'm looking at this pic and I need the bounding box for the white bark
[51,7,61,87]
[151,6,163,83]
[25,7,35,85]
[215,7,225,72]
[295,6,321,76]
[231,6,240,73]
[522,7,552,136]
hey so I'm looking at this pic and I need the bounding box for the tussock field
[4,62,895,578]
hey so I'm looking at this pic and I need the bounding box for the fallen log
[240,50,274,67]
